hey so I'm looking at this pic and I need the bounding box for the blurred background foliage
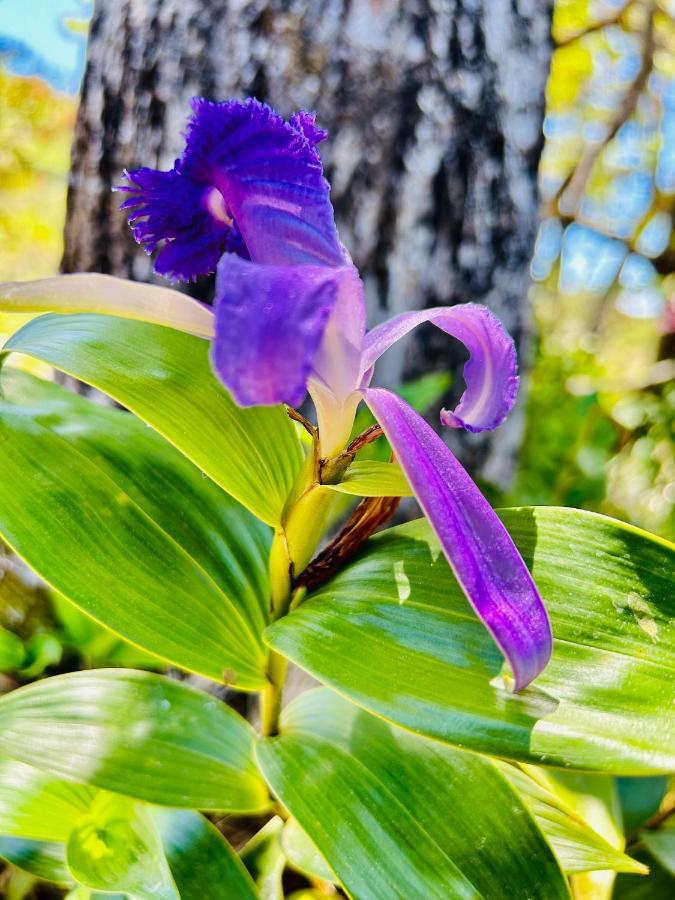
[0,0,86,377]
[514,0,675,541]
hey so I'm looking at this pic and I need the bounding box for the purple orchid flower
[118,97,552,690]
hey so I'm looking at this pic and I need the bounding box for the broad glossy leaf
[267,507,675,773]
[499,764,646,874]
[155,809,257,900]
[0,837,70,884]
[67,793,177,898]
[51,595,162,671]
[256,688,569,900]
[0,756,95,841]
[281,819,334,883]
[0,669,269,812]
[526,769,625,850]
[0,274,213,337]
[240,817,285,900]
[1,313,303,525]
[65,888,126,900]
[323,461,411,497]
[0,369,270,686]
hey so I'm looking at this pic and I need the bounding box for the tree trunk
[62,0,553,487]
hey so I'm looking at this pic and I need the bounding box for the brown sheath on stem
[295,494,400,594]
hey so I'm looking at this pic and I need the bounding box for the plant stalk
[260,648,288,737]
[262,442,340,736]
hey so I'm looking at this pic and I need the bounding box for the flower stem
[261,438,345,736]
[262,530,294,737]
[260,649,288,737]
[269,528,293,619]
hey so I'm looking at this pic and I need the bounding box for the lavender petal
[362,387,552,690]
[361,304,518,433]
[212,254,352,407]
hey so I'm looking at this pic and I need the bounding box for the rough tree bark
[62,0,553,486]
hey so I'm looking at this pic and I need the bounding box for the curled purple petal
[362,387,552,690]
[361,304,518,433]
[212,254,355,407]
[290,110,328,145]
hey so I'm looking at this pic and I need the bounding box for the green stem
[262,529,294,737]
[260,442,344,736]
[260,649,288,737]
[269,528,293,619]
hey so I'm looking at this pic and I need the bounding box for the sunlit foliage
[514,0,675,540]
[0,65,76,281]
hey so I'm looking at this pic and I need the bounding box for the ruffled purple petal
[361,304,518,433]
[212,254,352,407]
[118,99,344,280]
[289,110,328,145]
[181,98,344,267]
[362,387,552,690]
[117,168,234,282]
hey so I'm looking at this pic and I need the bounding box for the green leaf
[281,818,335,883]
[0,669,269,812]
[0,837,70,885]
[19,632,63,679]
[65,889,126,900]
[641,821,675,877]
[1,313,303,526]
[155,809,257,900]
[527,769,625,846]
[0,756,95,841]
[51,595,161,671]
[66,792,177,898]
[0,626,25,671]
[498,764,646,874]
[6,809,261,898]
[0,368,270,687]
[256,688,569,900]
[266,507,675,773]
[0,274,214,338]
[323,460,411,497]
[240,817,286,900]
[614,850,675,899]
